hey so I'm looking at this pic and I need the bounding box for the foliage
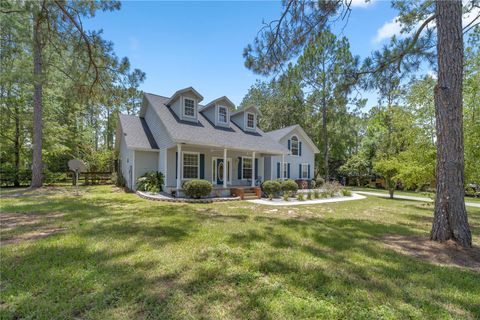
[315,177,325,187]
[136,171,164,193]
[112,171,125,188]
[313,189,320,199]
[0,0,145,187]
[262,180,282,200]
[306,192,312,200]
[282,192,289,201]
[341,189,352,197]
[296,193,305,201]
[182,180,213,199]
[373,158,400,198]
[281,179,298,195]
[338,154,370,186]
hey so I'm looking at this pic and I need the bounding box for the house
[115,87,320,197]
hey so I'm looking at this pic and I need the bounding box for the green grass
[350,186,480,203]
[1,185,479,319]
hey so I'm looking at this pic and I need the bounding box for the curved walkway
[355,191,480,208]
[247,192,366,206]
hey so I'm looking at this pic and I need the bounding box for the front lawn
[1,185,479,319]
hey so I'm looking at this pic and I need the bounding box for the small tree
[373,158,399,199]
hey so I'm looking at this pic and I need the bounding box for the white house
[115,87,320,196]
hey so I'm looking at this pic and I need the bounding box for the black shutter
[238,157,242,179]
[200,154,205,179]
[277,162,280,179]
[255,158,258,179]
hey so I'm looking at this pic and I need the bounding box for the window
[183,153,199,179]
[246,112,255,129]
[301,163,308,179]
[218,106,228,124]
[183,98,195,118]
[242,157,252,179]
[291,136,299,156]
[283,162,288,178]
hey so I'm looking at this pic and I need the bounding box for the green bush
[313,190,320,199]
[262,180,282,200]
[306,192,312,200]
[321,191,329,198]
[316,178,325,187]
[297,193,305,201]
[136,171,164,193]
[309,180,316,189]
[341,189,352,197]
[183,179,213,199]
[282,179,298,196]
[282,193,289,201]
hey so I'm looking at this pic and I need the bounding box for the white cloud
[349,0,375,8]
[373,5,480,44]
[372,17,402,44]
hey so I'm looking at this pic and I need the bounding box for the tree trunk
[430,0,471,247]
[31,10,44,188]
[322,105,328,180]
[14,103,20,187]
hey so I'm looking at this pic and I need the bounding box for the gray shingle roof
[264,125,300,141]
[118,114,159,150]
[144,93,288,154]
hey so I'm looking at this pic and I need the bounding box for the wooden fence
[0,170,112,187]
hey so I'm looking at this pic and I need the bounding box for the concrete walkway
[247,193,366,206]
[355,191,480,208]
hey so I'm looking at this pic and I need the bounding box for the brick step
[243,192,257,196]
[243,195,259,200]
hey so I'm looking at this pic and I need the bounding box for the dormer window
[291,136,299,156]
[183,98,196,118]
[246,112,255,129]
[218,106,228,124]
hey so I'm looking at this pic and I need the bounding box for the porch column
[176,144,181,189]
[281,154,285,180]
[251,151,256,187]
[223,148,227,188]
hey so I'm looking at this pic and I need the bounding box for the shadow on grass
[1,190,480,319]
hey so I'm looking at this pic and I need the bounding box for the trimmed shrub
[183,179,213,199]
[306,192,312,200]
[262,180,282,200]
[313,190,320,199]
[316,178,325,187]
[297,193,305,201]
[309,179,316,189]
[282,193,289,201]
[341,189,352,197]
[282,179,299,195]
[136,171,164,193]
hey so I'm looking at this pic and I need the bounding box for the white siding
[133,150,159,190]
[269,128,315,180]
[119,136,134,189]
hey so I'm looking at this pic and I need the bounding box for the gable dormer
[166,87,203,122]
[200,96,235,127]
[231,106,260,132]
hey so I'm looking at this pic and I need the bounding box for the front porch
[162,143,287,198]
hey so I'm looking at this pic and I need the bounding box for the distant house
[115,87,319,195]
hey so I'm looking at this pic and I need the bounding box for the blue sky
[84,1,403,108]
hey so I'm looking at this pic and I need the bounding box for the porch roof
[144,93,289,154]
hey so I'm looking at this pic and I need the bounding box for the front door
[216,159,224,185]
